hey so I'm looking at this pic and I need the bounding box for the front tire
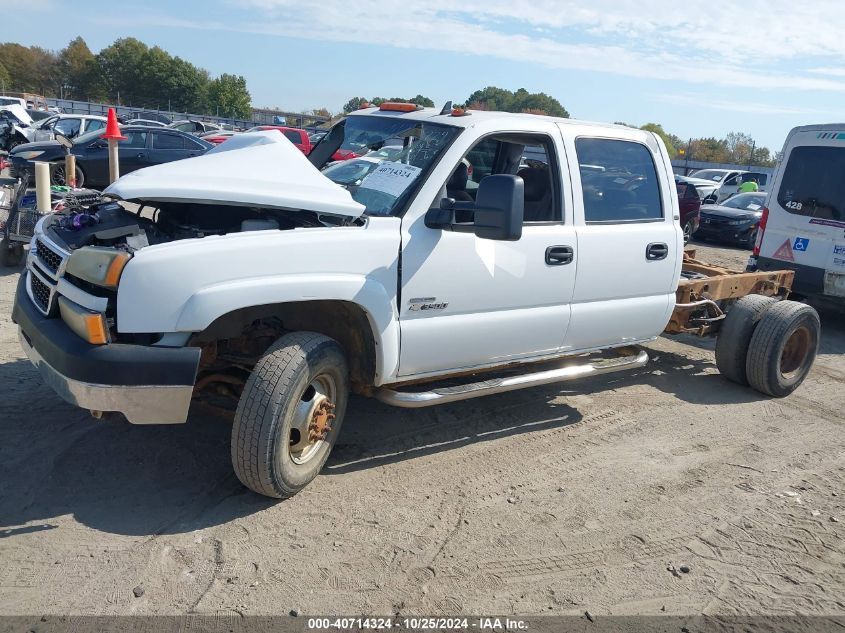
[682,220,695,245]
[746,301,819,397]
[745,228,758,250]
[231,332,349,498]
[50,162,85,188]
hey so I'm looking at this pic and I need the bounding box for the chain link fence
[42,98,330,131]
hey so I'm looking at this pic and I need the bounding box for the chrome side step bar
[375,350,649,408]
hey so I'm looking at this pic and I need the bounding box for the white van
[749,123,845,301]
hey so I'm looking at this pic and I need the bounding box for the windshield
[319,115,460,216]
[322,159,383,186]
[690,169,728,182]
[722,193,766,210]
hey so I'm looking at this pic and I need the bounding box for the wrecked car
[12,104,819,499]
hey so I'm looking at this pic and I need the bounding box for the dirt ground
[0,240,843,619]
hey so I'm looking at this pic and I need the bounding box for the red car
[200,130,237,145]
[245,126,313,154]
[675,176,702,244]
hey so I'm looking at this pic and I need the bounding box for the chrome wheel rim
[52,165,67,185]
[286,373,337,465]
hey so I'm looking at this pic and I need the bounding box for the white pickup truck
[12,104,820,498]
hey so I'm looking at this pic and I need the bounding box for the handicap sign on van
[793,237,810,252]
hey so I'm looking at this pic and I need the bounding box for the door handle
[136,152,146,158]
[545,245,574,266]
[646,242,669,261]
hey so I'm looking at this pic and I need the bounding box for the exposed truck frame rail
[666,250,795,335]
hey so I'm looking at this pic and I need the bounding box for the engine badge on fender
[409,297,449,311]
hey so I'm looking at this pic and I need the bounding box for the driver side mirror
[55,133,73,150]
[473,175,524,240]
[425,174,524,241]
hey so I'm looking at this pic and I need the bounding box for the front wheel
[682,220,695,245]
[231,332,349,498]
[745,228,758,250]
[50,162,85,188]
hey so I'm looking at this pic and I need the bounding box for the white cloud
[808,67,845,78]
[654,93,845,117]
[122,1,845,94]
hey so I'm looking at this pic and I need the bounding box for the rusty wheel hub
[308,400,336,443]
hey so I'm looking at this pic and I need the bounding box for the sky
[7,0,845,150]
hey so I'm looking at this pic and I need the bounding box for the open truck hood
[1,104,33,126]
[104,131,365,219]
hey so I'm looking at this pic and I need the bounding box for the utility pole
[747,140,756,169]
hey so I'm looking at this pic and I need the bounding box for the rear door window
[85,119,106,133]
[283,130,302,144]
[576,138,663,223]
[777,146,845,221]
[153,133,187,150]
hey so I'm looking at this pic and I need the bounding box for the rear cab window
[575,138,663,223]
[777,146,845,222]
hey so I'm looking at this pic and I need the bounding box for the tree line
[629,123,777,167]
[342,88,774,167]
[0,37,775,163]
[0,37,252,118]
[342,87,569,118]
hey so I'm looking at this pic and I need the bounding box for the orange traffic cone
[101,107,127,141]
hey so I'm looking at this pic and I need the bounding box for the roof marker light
[379,102,421,112]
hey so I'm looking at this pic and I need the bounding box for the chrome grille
[35,238,63,274]
[30,273,51,313]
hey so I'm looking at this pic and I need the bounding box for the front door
[563,133,680,351]
[79,129,150,186]
[398,128,577,378]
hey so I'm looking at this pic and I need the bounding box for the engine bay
[43,199,349,253]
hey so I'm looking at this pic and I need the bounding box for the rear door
[82,118,106,135]
[148,131,201,167]
[562,130,681,351]
[758,131,845,298]
[80,128,149,185]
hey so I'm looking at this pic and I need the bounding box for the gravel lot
[0,240,843,619]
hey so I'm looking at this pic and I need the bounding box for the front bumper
[12,274,201,424]
[695,224,755,244]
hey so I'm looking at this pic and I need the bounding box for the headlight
[17,150,44,160]
[66,247,131,289]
